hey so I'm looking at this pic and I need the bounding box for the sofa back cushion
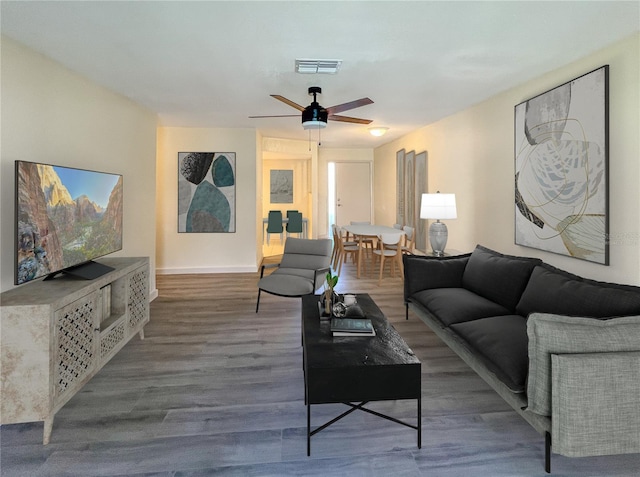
[516,263,640,318]
[462,245,541,311]
[403,253,470,299]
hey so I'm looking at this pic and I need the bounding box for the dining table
[342,224,404,278]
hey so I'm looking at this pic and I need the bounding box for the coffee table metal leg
[306,400,421,454]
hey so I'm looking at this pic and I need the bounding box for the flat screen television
[15,160,123,285]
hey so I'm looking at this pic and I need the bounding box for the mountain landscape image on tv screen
[16,161,123,285]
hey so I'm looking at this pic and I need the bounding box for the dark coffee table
[302,293,421,455]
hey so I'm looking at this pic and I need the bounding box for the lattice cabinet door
[127,266,149,333]
[53,290,100,407]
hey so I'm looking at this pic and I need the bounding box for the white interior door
[335,162,372,225]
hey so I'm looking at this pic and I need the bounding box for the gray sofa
[403,245,640,472]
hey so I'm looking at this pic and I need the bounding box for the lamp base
[429,220,448,256]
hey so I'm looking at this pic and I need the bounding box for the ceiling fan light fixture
[302,102,328,129]
[368,126,389,137]
[302,120,327,130]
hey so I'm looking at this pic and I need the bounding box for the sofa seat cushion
[410,288,511,327]
[462,245,541,311]
[450,315,529,393]
[516,264,640,318]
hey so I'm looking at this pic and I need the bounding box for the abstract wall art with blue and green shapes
[178,152,236,233]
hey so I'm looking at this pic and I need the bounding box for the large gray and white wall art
[515,66,609,264]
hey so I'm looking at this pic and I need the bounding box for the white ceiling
[2,1,638,148]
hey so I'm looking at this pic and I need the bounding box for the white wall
[0,37,158,294]
[374,33,640,285]
[156,127,258,273]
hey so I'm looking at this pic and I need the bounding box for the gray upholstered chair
[256,238,332,312]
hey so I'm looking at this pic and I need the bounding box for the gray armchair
[256,238,332,312]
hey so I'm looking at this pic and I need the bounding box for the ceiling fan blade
[271,95,305,111]
[328,114,373,125]
[326,97,373,115]
[249,114,299,118]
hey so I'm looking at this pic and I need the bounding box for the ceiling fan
[249,86,373,129]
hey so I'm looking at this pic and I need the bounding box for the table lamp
[420,193,457,256]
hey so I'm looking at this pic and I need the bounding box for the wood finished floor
[2,257,639,476]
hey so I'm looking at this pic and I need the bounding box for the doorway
[329,162,372,229]
[262,157,311,257]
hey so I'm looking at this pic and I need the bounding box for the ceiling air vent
[295,59,342,74]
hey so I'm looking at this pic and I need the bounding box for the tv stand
[1,257,149,445]
[44,260,115,281]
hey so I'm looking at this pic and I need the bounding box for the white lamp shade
[420,193,457,220]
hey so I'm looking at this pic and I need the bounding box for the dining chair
[386,225,415,256]
[372,233,404,284]
[393,223,403,229]
[286,211,304,238]
[330,224,341,268]
[401,225,415,254]
[332,225,361,276]
[330,225,356,263]
[266,210,283,245]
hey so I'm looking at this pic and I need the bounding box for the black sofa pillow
[462,245,541,311]
[516,263,640,318]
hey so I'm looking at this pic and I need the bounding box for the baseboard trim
[156,265,258,275]
[149,288,159,302]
